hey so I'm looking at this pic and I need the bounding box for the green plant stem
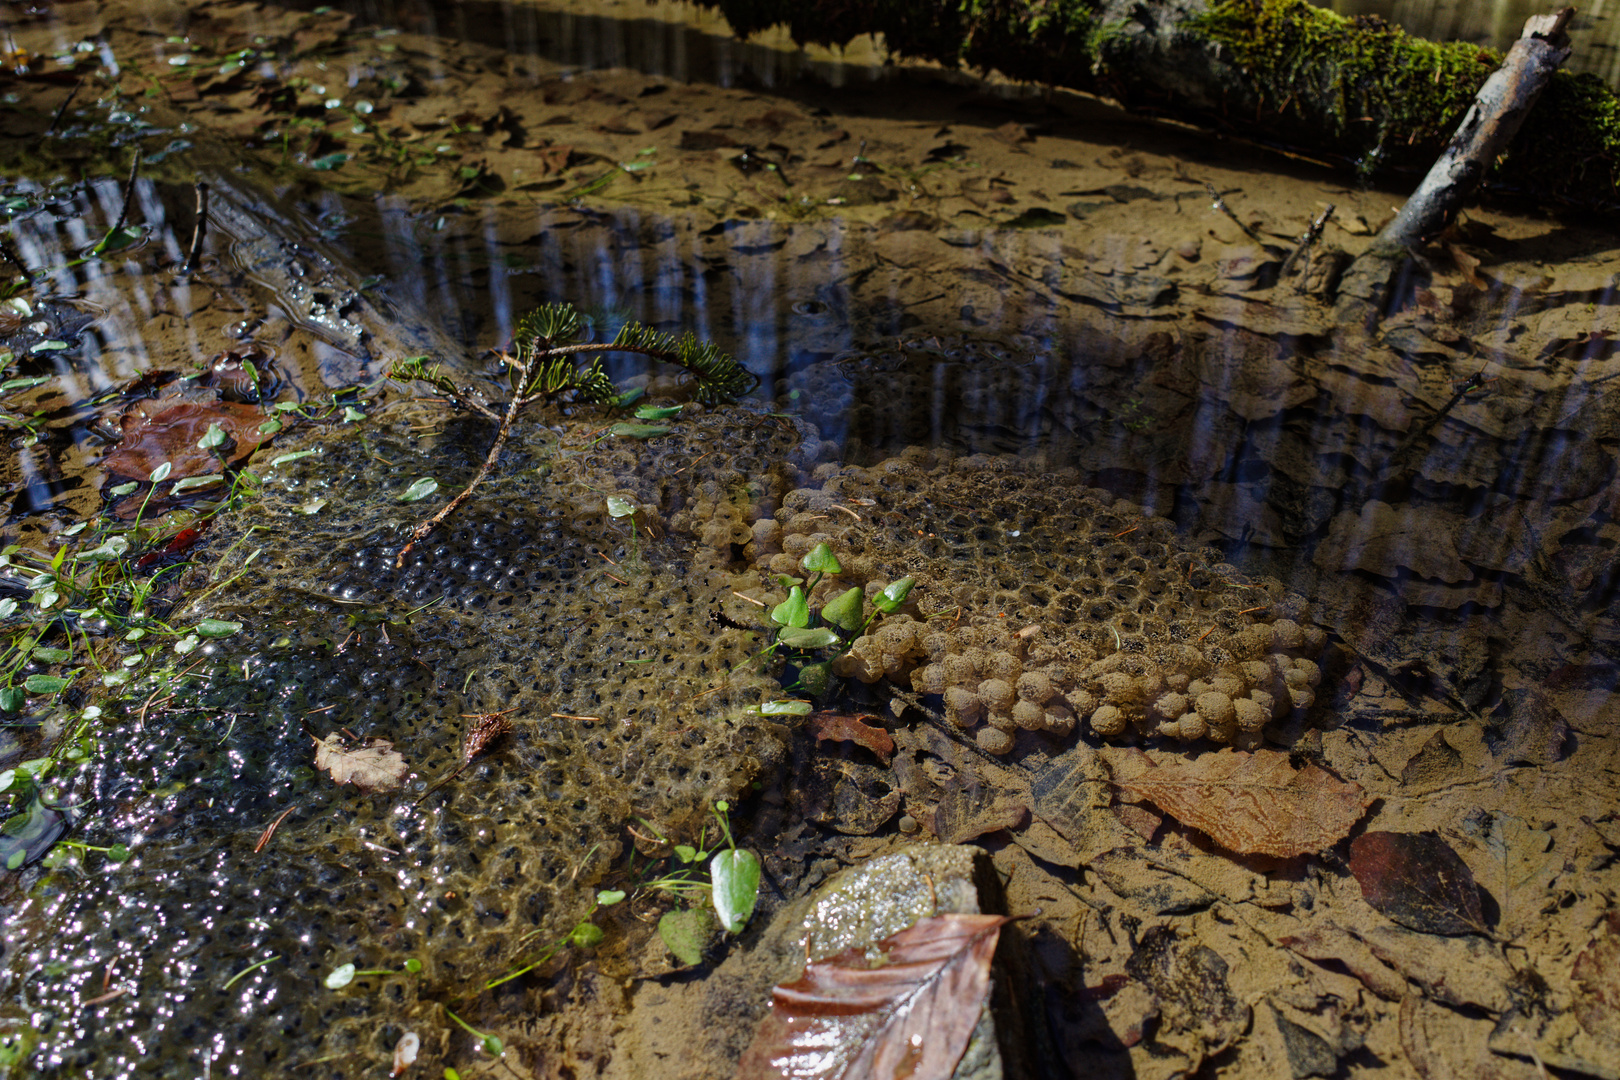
[222,954,280,990]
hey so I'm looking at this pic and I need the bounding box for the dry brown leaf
[1111,748,1369,858]
[313,732,408,792]
[735,913,1008,1080]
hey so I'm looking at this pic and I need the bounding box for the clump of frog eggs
[742,450,1328,752]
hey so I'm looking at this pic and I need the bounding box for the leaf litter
[1349,831,1487,936]
[1109,747,1371,858]
[312,732,409,792]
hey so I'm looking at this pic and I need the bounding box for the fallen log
[1337,9,1574,321]
[692,0,1620,211]
[1377,8,1575,250]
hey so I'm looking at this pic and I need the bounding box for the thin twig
[1280,203,1334,285]
[45,77,83,135]
[1203,181,1268,247]
[0,236,31,281]
[97,148,143,253]
[254,805,298,853]
[1386,364,1494,471]
[395,350,531,567]
[181,181,209,273]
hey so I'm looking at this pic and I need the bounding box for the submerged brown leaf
[735,913,1009,1080]
[313,732,409,792]
[1111,748,1369,858]
[1572,911,1620,1052]
[1349,831,1487,936]
[807,711,895,764]
[102,401,275,480]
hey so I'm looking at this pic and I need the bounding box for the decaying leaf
[102,401,277,480]
[807,711,895,764]
[1110,748,1369,858]
[1349,831,1487,936]
[1572,911,1620,1053]
[929,774,1028,845]
[313,732,409,791]
[735,913,1009,1080]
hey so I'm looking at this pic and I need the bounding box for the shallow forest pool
[1,1,1618,1078]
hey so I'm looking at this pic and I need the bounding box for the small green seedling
[444,1007,502,1057]
[324,956,423,989]
[606,496,642,566]
[485,887,621,989]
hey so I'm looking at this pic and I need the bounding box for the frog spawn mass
[20,407,1329,1077]
[741,450,1327,753]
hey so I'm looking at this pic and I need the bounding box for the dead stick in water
[1379,9,1573,249]
[395,349,531,567]
[1281,203,1334,286]
[181,181,210,273]
[1337,9,1572,321]
[45,76,83,135]
[1203,181,1270,249]
[93,148,144,255]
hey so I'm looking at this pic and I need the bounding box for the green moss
[1506,70,1620,205]
[701,0,1620,207]
[1192,0,1497,171]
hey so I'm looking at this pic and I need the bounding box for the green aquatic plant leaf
[324,963,356,989]
[873,577,916,614]
[801,542,842,575]
[609,423,670,439]
[0,796,73,871]
[194,619,242,638]
[821,587,865,632]
[400,477,439,502]
[606,496,637,519]
[170,475,225,495]
[710,848,762,934]
[196,423,226,450]
[778,626,841,649]
[22,675,68,694]
[797,660,833,699]
[634,404,683,420]
[659,907,715,967]
[568,921,605,948]
[758,699,812,716]
[771,586,810,629]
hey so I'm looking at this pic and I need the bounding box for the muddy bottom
[1,2,1618,1078]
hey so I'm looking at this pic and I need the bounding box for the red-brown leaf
[807,711,894,765]
[1573,911,1620,1051]
[1349,831,1487,936]
[735,913,1009,1080]
[102,401,274,480]
[1110,748,1369,858]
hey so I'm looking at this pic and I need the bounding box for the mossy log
[695,0,1620,210]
